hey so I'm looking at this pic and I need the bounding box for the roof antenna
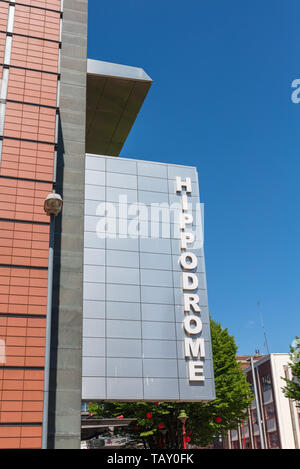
[257,301,270,355]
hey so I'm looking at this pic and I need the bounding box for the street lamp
[42,192,63,449]
[44,192,63,216]
[178,410,188,449]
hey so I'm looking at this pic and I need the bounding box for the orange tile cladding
[0,0,62,449]
[14,5,60,42]
[20,437,42,449]
[10,35,59,73]
[7,68,58,107]
[0,317,46,425]
[0,267,48,314]
[0,426,22,438]
[0,437,22,449]
[0,434,42,449]
[0,139,54,181]
[17,1,61,11]
[4,102,56,143]
[0,2,9,32]
[0,178,52,223]
[0,33,6,64]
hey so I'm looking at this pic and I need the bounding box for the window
[251,409,258,425]
[268,431,280,449]
[231,440,240,449]
[261,374,272,392]
[254,436,261,449]
[81,401,90,413]
[264,403,275,420]
[245,438,251,449]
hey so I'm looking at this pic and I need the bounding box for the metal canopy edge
[86,58,152,156]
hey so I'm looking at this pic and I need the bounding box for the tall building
[0,0,215,449]
[225,354,300,450]
[0,0,65,449]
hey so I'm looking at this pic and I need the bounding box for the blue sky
[87,0,300,355]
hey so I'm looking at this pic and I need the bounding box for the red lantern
[146,412,152,419]
[216,416,222,423]
[158,423,165,430]
[186,436,191,443]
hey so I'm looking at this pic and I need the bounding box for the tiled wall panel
[83,155,215,402]
[4,102,56,142]
[0,140,54,181]
[7,68,58,107]
[14,6,60,42]
[0,2,8,32]
[0,178,52,222]
[0,427,42,449]
[19,0,61,10]
[10,36,59,73]
[0,32,6,63]
[0,267,48,314]
[0,0,61,449]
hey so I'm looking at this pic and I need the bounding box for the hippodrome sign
[176,176,205,382]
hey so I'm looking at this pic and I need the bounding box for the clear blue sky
[87,0,300,355]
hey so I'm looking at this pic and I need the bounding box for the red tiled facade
[0,0,61,449]
[0,3,9,31]
[10,35,60,73]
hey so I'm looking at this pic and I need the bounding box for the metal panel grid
[82,154,215,402]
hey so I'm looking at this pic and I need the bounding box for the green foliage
[90,319,252,448]
[282,337,300,406]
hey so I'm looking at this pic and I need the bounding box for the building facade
[0,0,66,449]
[0,0,215,449]
[226,354,300,450]
[82,154,215,402]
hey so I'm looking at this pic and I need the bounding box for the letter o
[183,315,203,335]
[179,252,198,270]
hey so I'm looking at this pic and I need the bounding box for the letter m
[184,338,205,359]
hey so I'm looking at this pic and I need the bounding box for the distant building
[225,354,300,449]
[237,354,266,371]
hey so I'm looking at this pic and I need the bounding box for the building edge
[48,0,88,449]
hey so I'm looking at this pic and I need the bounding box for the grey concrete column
[48,0,88,449]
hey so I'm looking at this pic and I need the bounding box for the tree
[282,337,300,406]
[90,319,252,448]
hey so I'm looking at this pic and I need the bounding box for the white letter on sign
[189,361,204,382]
[185,338,205,359]
[180,232,194,249]
[182,272,199,290]
[183,315,203,335]
[176,177,192,194]
[179,212,193,230]
[179,252,198,270]
[183,294,200,313]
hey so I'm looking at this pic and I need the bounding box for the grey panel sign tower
[82,154,215,402]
